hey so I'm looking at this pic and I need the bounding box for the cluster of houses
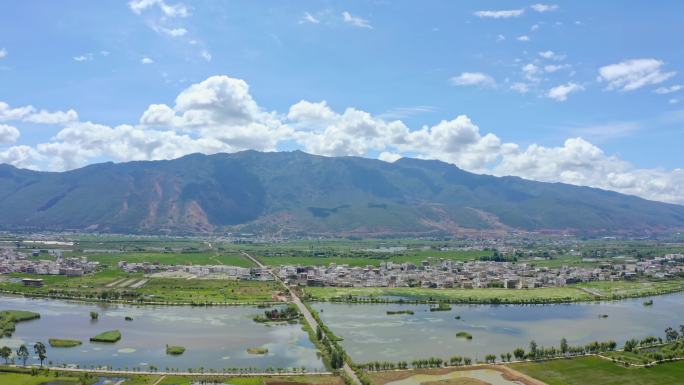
[274,254,684,289]
[118,261,273,281]
[0,249,99,285]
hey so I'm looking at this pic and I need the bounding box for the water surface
[316,292,684,363]
[0,296,324,371]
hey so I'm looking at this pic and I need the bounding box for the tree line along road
[242,252,363,385]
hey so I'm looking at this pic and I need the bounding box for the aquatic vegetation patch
[90,330,121,343]
[48,338,82,348]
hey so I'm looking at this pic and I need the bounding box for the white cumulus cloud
[654,85,682,94]
[547,82,583,101]
[300,12,320,24]
[342,11,372,29]
[530,4,559,13]
[128,0,189,17]
[474,9,524,18]
[0,124,20,144]
[3,75,684,204]
[598,58,676,92]
[450,72,496,87]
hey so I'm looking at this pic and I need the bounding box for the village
[2,247,683,290]
[274,254,684,289]
[0,248,99,277]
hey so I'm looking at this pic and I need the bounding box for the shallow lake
[0,296,324,371]
[315,292,684,363]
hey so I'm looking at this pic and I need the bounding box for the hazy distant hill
[1,151,683,235]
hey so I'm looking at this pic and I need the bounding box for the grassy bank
[0,310,40,337]
[301,278,684,304]
[512,356,684,385]
[302,286,591,304]
[0,366,343,385]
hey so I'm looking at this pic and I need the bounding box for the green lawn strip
[511,356,684,385]
[303,286,591,304]
[0,372,80,385]
[90,329,121,343]
[48,338,82,348]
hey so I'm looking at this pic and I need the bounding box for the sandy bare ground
[367,365,547,385]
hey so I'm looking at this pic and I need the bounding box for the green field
[0,266,279,304]
[512,356,684,385]
[136,278,279,303]
[575,279,684,299]
[75,251,255,267]
[302,285,592,303]
[257,249,493,267]
[0,368,343,385]
[0,372,80,385]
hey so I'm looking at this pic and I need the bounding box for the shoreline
[302,285,684,305]
[0,289,284,307]
[2,283,684,307]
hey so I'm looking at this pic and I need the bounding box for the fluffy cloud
[200,50,212,62]
[0,48,7,59]
[129,0,189,17]
[654,85,682,94]
[140,75,290,152]
[158,27,187,37]
[23,109,78,124]
[474,9,524,18]
[538,50,566,61]
[450,72,495,87]
[289,101,408,157]
[342,11,372,29]
[141,57,154,64]
[495,138,684,204]
[516,35,530,42]
[547,82,583,101]
[0,124,20,144]
[510,83,531,94]
[0,145,42,169]
[530,4,559,13]
[598,59,676,92]
[73,54,92,62]
[544,64,570,73]
[3,75,683,204]
[300,12,320,25]
[0,102,78,124]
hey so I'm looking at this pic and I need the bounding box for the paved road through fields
[242,252,362,385]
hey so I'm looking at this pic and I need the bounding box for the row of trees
[357,337,620,372]
[0,342,47,367]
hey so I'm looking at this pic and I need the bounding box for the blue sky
[0,1,683,203]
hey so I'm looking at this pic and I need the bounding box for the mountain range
[1,151,683,236]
